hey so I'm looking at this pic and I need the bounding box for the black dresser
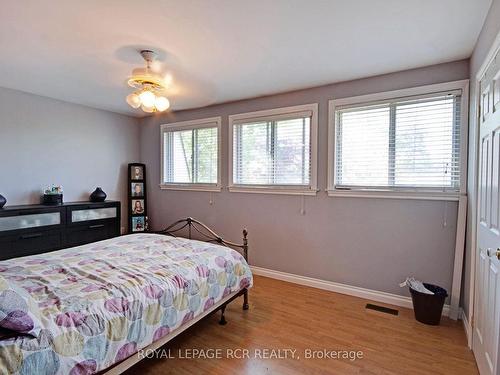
[0,201,121,260]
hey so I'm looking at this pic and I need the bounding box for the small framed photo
[132,199,145,214]
[131,183,144,197]
[131,165,144,181]
[132,216,145,232]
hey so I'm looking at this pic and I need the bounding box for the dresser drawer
[64,222,118,248]
[0,210,62,233]
[67,203,120,226]
[0,230,63,260]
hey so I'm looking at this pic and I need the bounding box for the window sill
[326,189,463,201]
[228,186,318,196]
[159,184,221,192]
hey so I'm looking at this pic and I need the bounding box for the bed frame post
[242,228,248,262]
[219,304,227,325]
[242,228,249,310]
[187,217,192,239]
[243,290,249,310]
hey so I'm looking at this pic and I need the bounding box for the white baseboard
[461,309,472,349]
[251,265,452,317]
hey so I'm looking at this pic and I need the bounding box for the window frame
[160,117,222,192]
[327,80,469,201]
[228,103,318,195]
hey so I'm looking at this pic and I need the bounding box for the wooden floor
[125,275,478,375]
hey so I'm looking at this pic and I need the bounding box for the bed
[0,218,252,374]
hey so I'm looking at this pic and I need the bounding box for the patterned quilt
[0,233,253,374]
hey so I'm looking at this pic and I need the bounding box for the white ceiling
[0,0,492,117]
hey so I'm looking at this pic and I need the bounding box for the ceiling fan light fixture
[138,90,156,108]
[126,93,141,109]
[126,50,172,113]
[141,103,155,113]
[155,96,170,112]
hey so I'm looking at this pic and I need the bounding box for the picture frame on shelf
[131,182,144,197]
[131,165,144,180]
[128,163,148,234]
[132,199,145,214]
[132,216,145,232]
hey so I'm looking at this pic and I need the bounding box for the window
[328,81,468,198]
[229,104,318,195]
[160,117,221,191]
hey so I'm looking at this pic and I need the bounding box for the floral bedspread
[0,233,252,374]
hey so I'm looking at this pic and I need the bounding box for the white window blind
[233,114,311,187]
[162,125,218,185]
[335,92,462,191]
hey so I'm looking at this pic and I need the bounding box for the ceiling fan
[126,50,171,113]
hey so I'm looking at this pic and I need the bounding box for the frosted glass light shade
[126,93,141,108]
[139,90,156,107]
[141,103,155,113]
[155,96,170,112]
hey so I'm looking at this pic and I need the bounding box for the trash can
[409,283,448,325]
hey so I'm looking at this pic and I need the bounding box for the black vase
[0,194,5,209]
[90,187,107,202]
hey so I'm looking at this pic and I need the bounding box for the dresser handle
[20,233,43,240]
[88,224,105,229]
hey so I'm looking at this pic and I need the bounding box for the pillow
[0,275,43,338]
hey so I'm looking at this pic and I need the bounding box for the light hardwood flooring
[125,275,478,375]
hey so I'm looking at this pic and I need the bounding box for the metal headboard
[156,217,248,262]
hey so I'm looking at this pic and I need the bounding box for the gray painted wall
[140,60,469,298]
[0,87,140,230]
[0,54,473,302]
[463,0,500,317]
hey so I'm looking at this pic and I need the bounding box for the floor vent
[365,303,399,315]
